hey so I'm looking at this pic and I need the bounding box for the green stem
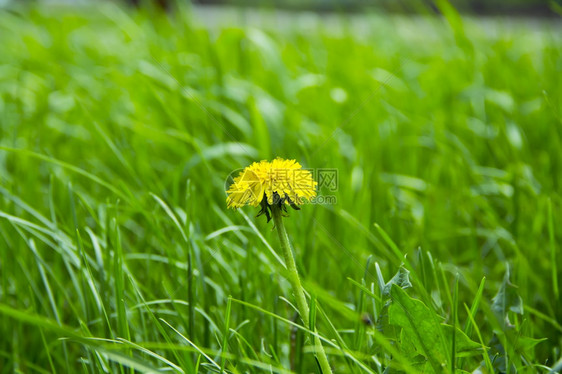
[271,206,332,374]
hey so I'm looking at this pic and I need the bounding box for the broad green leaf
[389,284,448,372]
[389,285,483,372]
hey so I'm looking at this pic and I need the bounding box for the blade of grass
[547,198,559,300]
[220,296,232,373]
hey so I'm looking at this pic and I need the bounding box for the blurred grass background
[134,0,562,16]
[0,1,561,372]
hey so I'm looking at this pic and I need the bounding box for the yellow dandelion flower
[226,158,332,372]
[226,158,317,220]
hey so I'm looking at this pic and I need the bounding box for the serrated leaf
[376,266,413,338]
[441,324,483,357]
[389,285,483,373]
[514,336,547,354]
[383,266,413,297]
[491,267,523,329]
[389,284,448,372]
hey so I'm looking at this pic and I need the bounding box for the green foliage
[389,285,481,372]
[0,2,561,373]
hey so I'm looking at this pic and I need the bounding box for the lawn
[0,2,561,373]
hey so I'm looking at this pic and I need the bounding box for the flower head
[226,158,317,220]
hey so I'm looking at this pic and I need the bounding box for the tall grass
[0,2,561,372]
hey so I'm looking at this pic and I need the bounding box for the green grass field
[1,2,561,373]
